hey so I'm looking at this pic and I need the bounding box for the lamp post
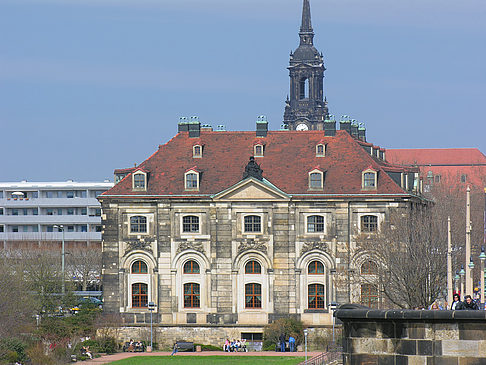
[454,272,460,295]
[466,186,472,295]
[479,247,486,306]
[459,266,465,297]
[303,329,308,364]
[53,224,65,295]
[148,301,156,352]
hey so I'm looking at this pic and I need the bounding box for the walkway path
[82,351,319,364]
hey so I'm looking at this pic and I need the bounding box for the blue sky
[1,0,485,181]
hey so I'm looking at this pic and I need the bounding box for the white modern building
[0,180,113,249]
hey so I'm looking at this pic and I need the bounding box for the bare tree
[356,206,448,309]
[66,247,102,291]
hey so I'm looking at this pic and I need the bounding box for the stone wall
[335,306,486,364]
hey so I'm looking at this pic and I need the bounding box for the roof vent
[201,124,213,132]
[256,115,268,137]
[216,125,226,131]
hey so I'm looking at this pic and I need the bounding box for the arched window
[308,261,325,275]
[299,77,309,99]
[361,215,378,233]
[132,283,148,308]
[182,215,199,233]
[308,284,325,309]
[309,172,323,189]
[361,260,378,275]
[307,215,324,233]
[245,283,262,308]
[184,283,200,308]
[245,260,261,274]
[130,216,147,233]
[361,284,378,308]
[183,260,200,274]
[131,260,148,274]
[244,215,261,233]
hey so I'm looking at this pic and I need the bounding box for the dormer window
[316,144,326,157]
[132,171,147,191]
[362,169,377,190]
[309,169,324,190]
[254,144,264,157]
[185,170,200,191]
[193,145,202,158]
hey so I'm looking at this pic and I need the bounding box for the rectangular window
[46,191,54,198]
[23,226,28,232]
[95,191,104,197]
[361,215,378,233]
[66,191,74,198]
[12,226,19,233]
[185,173,198,189]
[32,208,38,216]
[307,215,325,233]
[95,208,101,217]
[33,225,39,233]
[309,172,322,189]
[81,208,87,215]
[57,191,63,198]
[57,208,63,215]
[244,215,261,233]
[182,216,200,233]
[67,208,74,215]
[133,175,146,189]
[76,190,87,198]
[46,226,53,232]
[0,208,3,215]
[67,225,74,232]
[0,225,4,233]
[80,225,87,232]
[12,209,18,216]
[47,209,53,216]
[0,191,3,198]
[31,191,38,199]
[23,209,28,215]
[95,225,102,232]
[363,172,376,188]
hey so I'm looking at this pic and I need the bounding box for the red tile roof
[104,130,418,197]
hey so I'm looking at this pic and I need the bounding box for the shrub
[26,343,54,365]
[193,343,221,351]
[263,317,305,350]
[0,338,27,364]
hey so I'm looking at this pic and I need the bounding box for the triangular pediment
[213,177,290,201]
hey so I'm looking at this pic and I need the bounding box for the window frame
[132,171,147,191]
[306,215,325,233]
[182,215,200,234]
[362,169,377,190]
[131,260,148,274]
[243,215,262,234]
[131,283,148,308]
[245,260,262,274]
[254,144,264,157]
[130,215,148,234]
[245,283,262,309]
[183,260,200,274]
[183,283,200,308]
[308,260,325,275]
[184,170,200,191]
[308,283,325,309]
[193,145,202,158]
[308,169,324,190]
[361,260,378,275]
[316,144,326,157]
[360,283,379,308]
[360,215,378,233]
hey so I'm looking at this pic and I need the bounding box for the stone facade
[335,306,486,364]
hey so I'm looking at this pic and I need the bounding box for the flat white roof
[0,181,114,189]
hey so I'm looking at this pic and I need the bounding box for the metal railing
[298,347,343,365]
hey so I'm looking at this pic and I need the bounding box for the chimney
[358,123,366,142]
[178,116,189,132]
[323,115,336,136]
[339,115,351,134]
[350,120,359,138]
[188,116,201,138]
[256,115,268,137]
[201,124,213,132]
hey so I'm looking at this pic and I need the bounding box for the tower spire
[300,0,313,34]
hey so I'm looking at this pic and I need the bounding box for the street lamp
[479,247,486,306]
[148,301,156,352]
[53,224,65,295]
[459,266,465,296]
[454,272,460,294]
[303,328,308,364]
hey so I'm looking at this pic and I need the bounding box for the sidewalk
[81,351,319,364]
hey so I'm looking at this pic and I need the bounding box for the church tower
[284,0,329,131]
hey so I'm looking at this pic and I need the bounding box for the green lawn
[109,356,304,364]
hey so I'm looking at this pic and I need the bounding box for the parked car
[71,297,103,313]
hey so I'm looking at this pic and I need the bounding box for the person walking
[288,335,296,352]
[279,333,286,352]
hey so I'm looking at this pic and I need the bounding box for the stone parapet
[335,305,486,364]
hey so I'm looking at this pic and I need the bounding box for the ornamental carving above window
[237,239,268,255]
[176,241,205,255]
[300,241,329,256]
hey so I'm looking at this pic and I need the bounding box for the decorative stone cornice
[176,241,205,255]
[301,241,329,255]
[124,237,154,255]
